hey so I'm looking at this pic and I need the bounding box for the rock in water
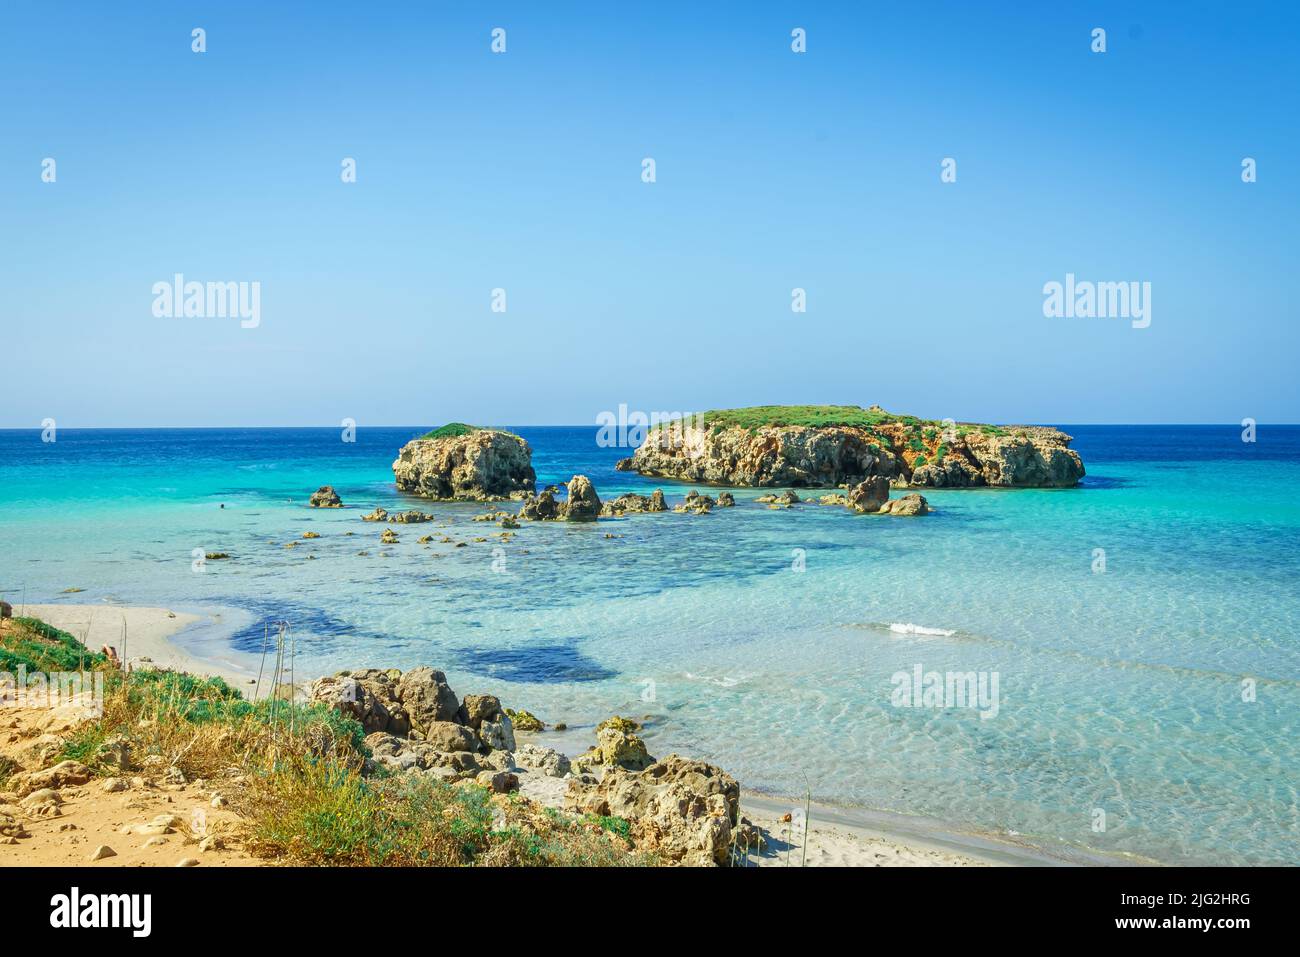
[622,408,1083,489]
[879,492,931,515]
[574,721,654,772]
[518,474,602,521]
[847,476,890,513]
[561,475,601,521]
[308,485,343,508]
[392,428,536,501]
[518,487,561,521]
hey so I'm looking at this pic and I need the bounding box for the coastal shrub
[421,422,480,440]
[913,455,928,467]
[420,423,521,441]
[698,405,911,431]
[242,761,649,867]
[1,617,106,673]
[34,651,365,779]
[907,437,925,452]
[582,813,633,840]
[243,757,395,865]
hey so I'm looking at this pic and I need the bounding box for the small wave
[888,622,956,637]
[683,671,745,688]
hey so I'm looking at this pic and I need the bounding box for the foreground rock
[565,755,741,866]
[620,406,1083,489]
[308,485,342,508]
[308,671,748,866]
[393,427,536,501]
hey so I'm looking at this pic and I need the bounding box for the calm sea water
[1,425,1297,865]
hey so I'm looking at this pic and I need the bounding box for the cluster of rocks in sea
[301,411,1083,540]
[373,417,1083,530]
[306,668,751,866]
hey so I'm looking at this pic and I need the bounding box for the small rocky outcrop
[308,485,343,508]
[392,428,536,501]
[879,492,931,516]
[673,490,714,514]
[518,475,602,522]
[600,490,669,517]
[505,707,544,731]
[716,492,735,507]
[387,510,434,524]
[361,508,388,522]
[573,716,654,772]
[518,488,561,521]
[562,475,601,522]
[847,476,890,513]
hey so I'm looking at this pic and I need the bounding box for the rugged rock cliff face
[392,428,536,501]
[618,413,1084,489]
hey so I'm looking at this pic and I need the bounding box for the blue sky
[2,1,1296,427]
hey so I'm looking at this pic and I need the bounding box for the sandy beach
[18,604,259,691]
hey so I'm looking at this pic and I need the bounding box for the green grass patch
[419,423,521,441]
[652,405,945,432]
[0,617,106,673]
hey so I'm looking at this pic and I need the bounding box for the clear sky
[2,1,1296,427]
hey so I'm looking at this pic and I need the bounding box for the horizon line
[0,422,1291,431]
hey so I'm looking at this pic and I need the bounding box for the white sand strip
[19,603,259,691]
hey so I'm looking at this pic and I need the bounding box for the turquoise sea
[1,425,1297,865]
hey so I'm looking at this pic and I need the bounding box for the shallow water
[1,424,1297,865]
